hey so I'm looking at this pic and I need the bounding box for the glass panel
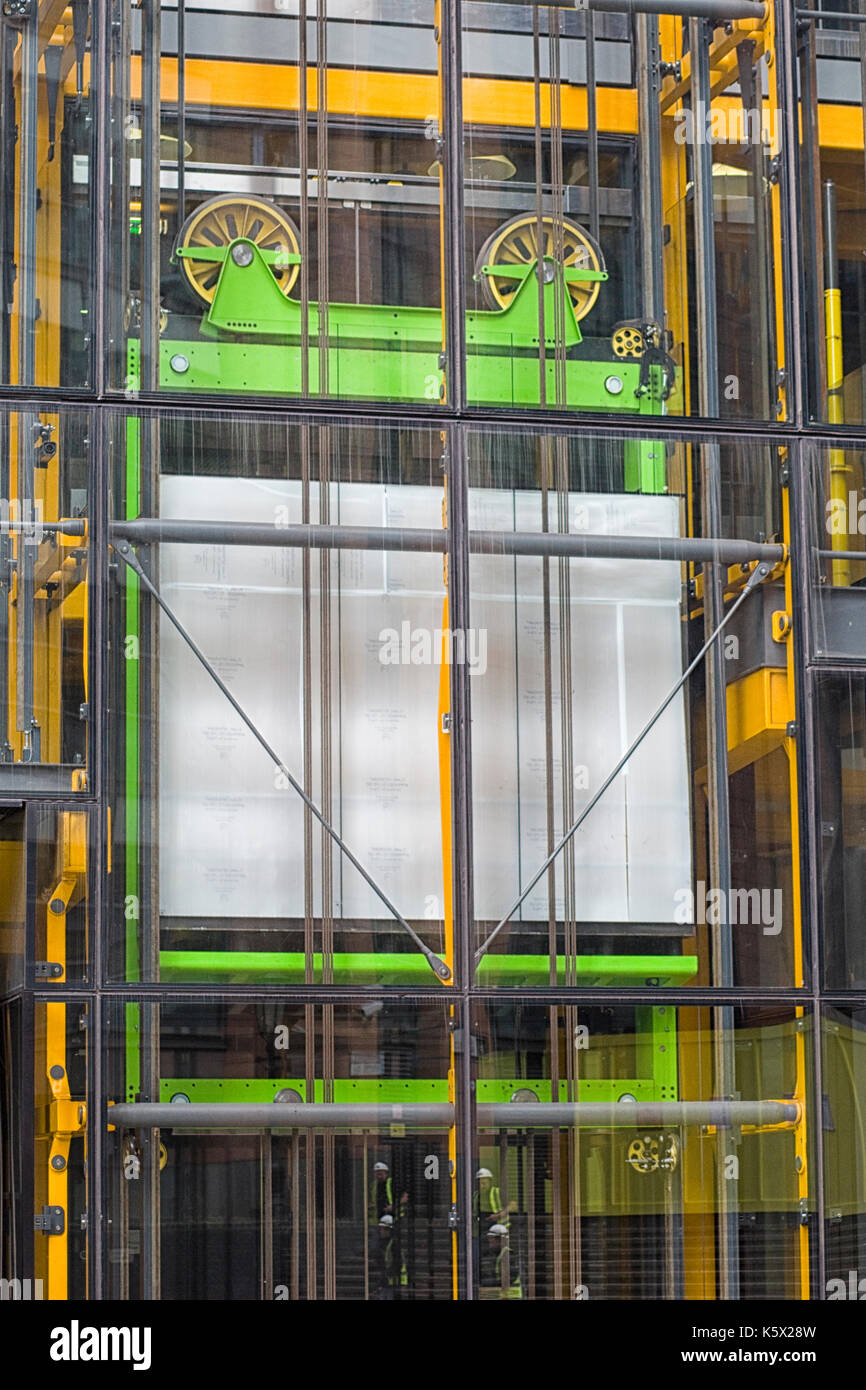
[107,0,445,403]
[106,997,453,1300]
[0,407,91,795]
[0,805,25,994]
[814,673,866,989]
[0,4,94,389]
[108,412,450,986]
[461,2,784,419]
[473,1002,813,1300]
[32,802,90,987]
[822,1004,866,1297]
[33,998,89,1300]
[468,428,798,988]
[808,440,866,660]
[796,4,866,426]
[0,998,29,1294]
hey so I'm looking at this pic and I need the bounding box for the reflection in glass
[106,999,452,1301]
[473,1003,811,1300]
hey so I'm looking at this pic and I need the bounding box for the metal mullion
[775,0,807,431]
[636,13,664,325]
[690,10,740,1275]
[584,9,600,246]
[91,0,112,398]
[796,15,825,424]
[440,0,466,413]
[793,439,833,1294]
[447,419,474,1297]
[88,982,104,1299]
[139,0,161,396]
[89,405,106,992]
[19,990,36,1283]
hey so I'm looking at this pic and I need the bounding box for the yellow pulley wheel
[611,324,645,359]
[175,195,301,305]
[474,213,605,321]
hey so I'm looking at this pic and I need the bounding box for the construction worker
[473,1166,508,1232]
[368,1160,394,1227]
[479,1223,522,1300]
[379,1213,408,1298]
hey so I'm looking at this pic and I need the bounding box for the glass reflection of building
[0,0,864,1302]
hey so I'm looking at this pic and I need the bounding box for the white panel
[158,478,689,926]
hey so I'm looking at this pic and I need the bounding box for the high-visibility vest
[474,1184,502,1215]
[384,1237,408,1288]
[495,1248,522,1300]
[368,1176,394,1225]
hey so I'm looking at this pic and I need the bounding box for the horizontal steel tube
[110,518,784,567]
[110,1102,456,1128]
[476,1100,799,1128]
[464,0,764,16]
[0,520,86,537]
[796,7,866,19]
[110,1098,797,1130]
[588,0,763,14]
[815,549,866,562]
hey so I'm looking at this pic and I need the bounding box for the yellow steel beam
[127,57,639,133]
[660,16,768,114]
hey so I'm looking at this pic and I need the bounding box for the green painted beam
[158,1077,664,1104]
[158,950,698,986]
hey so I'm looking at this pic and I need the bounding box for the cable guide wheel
[174,195,302,305]
[474,213,605,321]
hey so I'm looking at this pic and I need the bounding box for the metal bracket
[34,1206,65,1235]
[1,0,34,20]
[35,961,63,979]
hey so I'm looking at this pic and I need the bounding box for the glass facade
[0,0,864,1307]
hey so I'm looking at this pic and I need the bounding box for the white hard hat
[379,1213,394,1227]
[488,1224,508,1237]
[373,1162,389,1172]
[476,1167,493,1179]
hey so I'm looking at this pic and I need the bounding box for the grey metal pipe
[109,1098,798,1130]
[464,0,765,17]
[110,518,785,568]
[477,1100,799,1128]
[109,1102,456,1128]
[0,520,87,537]
[824,181,839,295]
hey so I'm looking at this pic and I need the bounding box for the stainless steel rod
[110,518,785,567]
[109,1098,798,1129]
[110,1102,456,1128]
[463,0,765,16]
[477,1100,799,1128]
